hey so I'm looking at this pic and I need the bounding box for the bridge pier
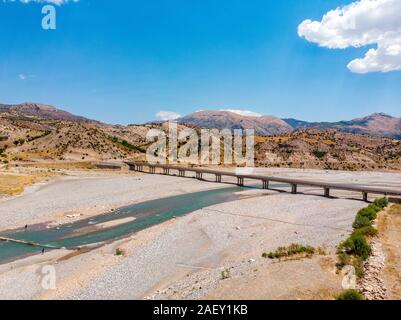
[124,162,401,201]
[363,192,368,202]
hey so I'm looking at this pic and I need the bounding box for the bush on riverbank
[352,203,383,229]
[351,226,378,237]
[340,234,372,260]
[335,197,389,299]
[262,243,325,260]
[336,289,365,300]
[373,197,389,209]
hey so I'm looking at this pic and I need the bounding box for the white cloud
[18,74,35,80]
[155,111,182,121]
[298,0,401,73]
[220,109,262,117]
[3,0,78,5]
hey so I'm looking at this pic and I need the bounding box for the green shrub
[373,197,389,209]
[110,136,146,153]
[342,234,372,260]
[336,253,364,277]
[336,289,365,300]
[358,205,380,221]
[221,269,230,280]
[313,150,327,159]
[352,226,378,237]
[352,215,372,229]
[337,201,382,277]
[264,243,316,259]
[115,248,125,256]
[353,256,365,278]
[336,252,351,270]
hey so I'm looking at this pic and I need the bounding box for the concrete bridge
[125,161,401,202]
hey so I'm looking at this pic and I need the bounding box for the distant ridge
[0,102,97,123]
[174,109,401,139]
[178,110,292,136]
[0,102,400,170]
[283,112,401,139]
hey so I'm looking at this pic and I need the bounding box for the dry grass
[19,161,96,170]
[0,166,61,196]
[0,173,41,196]
[377,204,401,299]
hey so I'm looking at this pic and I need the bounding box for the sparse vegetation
[351,226,378,237]
[340,234,372,260]
[256,130,401,171]
[0,173,39,196]
[352,202,385,229]
[220,269,230,280]
[336,197,388,281]
[25,162,96,170]
[313,150,327,159]
[352,214,373,229]
[110,136,146,153]
[115,248,125,256]
[26,130,51,142]
[262,243,325,260]
[336,289,365,300]
[373,197,389,209]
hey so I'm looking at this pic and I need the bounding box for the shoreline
[1,169,401,299]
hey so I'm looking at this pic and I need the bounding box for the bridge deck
[125,161,401,200]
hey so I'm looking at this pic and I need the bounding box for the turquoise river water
[0,186,248,264]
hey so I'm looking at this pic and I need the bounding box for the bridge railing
[125,161,401,200]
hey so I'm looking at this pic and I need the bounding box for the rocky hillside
[255,130,401,171]
[178,111,292,136]
[0,104,150,162]
[1,103,401,171]
[0,102,96,123]
[177,110,401,139]
[0,103,195,162]
[283,113,401,139]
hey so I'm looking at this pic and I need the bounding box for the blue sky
[0,0,400,124]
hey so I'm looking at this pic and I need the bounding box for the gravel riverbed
[1,169,400,300]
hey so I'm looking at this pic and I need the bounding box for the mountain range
[178,111,401,139]
[0,103,95,123]
[2,103,400,139]
[1,102,401,171]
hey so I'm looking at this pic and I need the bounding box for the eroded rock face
[359,240,387,300]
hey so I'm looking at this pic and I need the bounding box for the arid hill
[177,110,401,139]
[178,110,292,136]
[255,130,401,171]
[1,103,401,170]
[283,113,401,139]
[0,104,150,161]
[0,102,96,123]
